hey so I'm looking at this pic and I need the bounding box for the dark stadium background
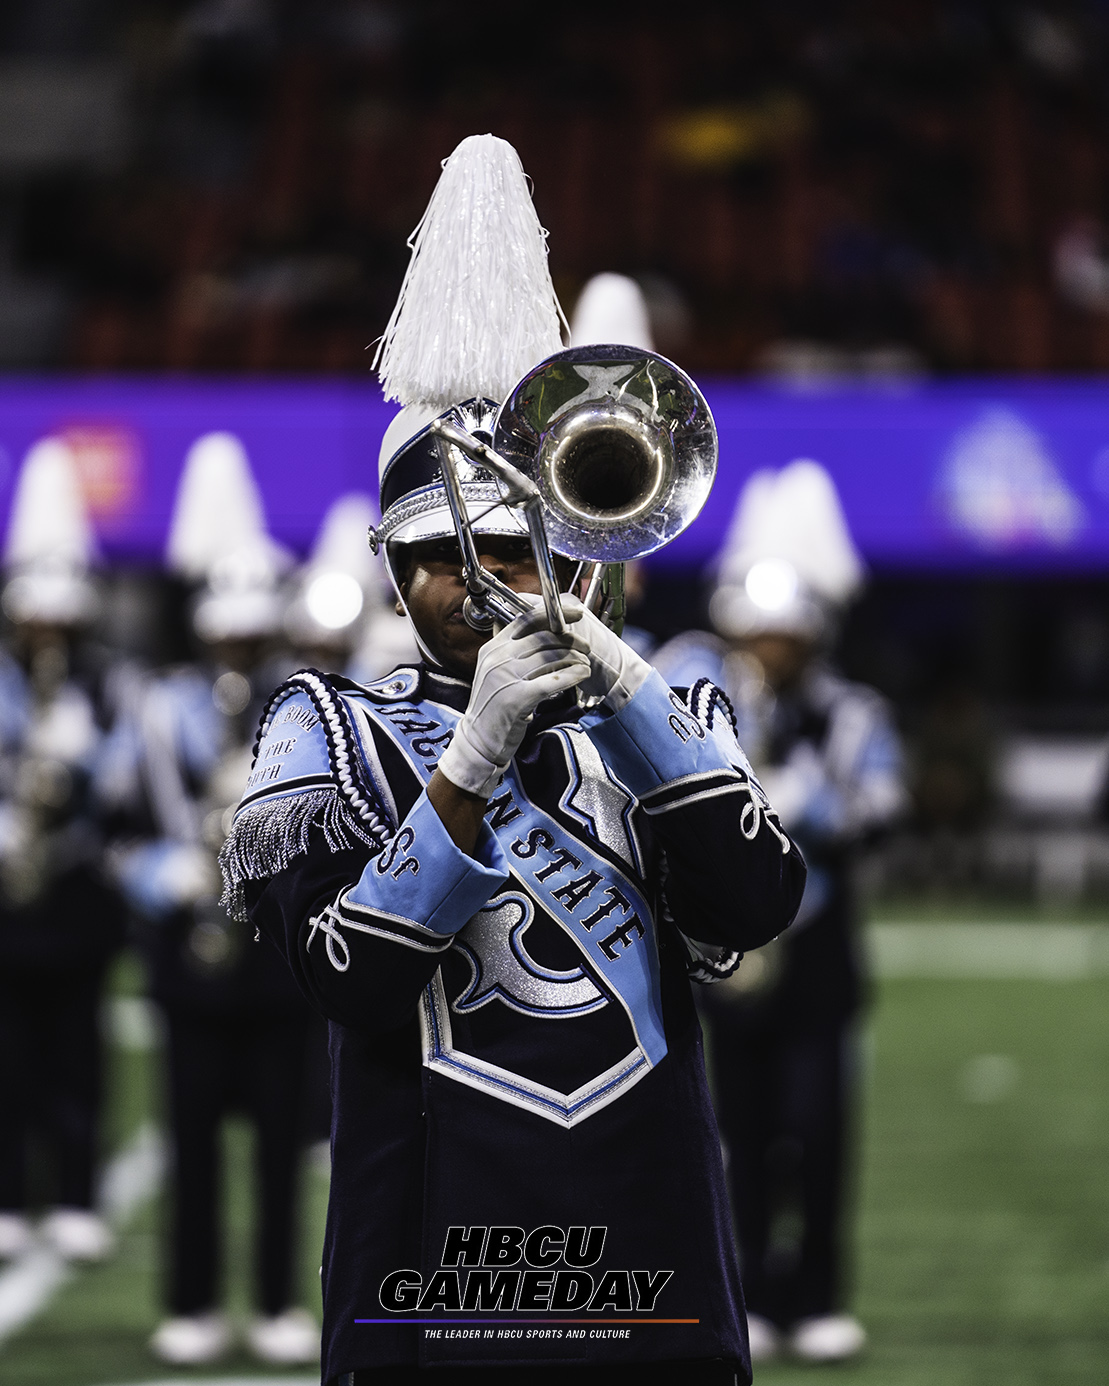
[0,3,1108,1384]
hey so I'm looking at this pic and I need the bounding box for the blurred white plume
[5,437,97,570]
[717,459,864,606]
[570,273,655,351]
[166,430,290,642]
[307,493,379,586]
[286,492,392,645]
[1,437,99,625]
[166,431,285,580]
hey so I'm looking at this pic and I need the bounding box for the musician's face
[397,534,546,678]
[210,637,268,674]
[741,632,814,691]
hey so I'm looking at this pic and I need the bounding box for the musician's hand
[558,595,652,711]
[437,601,589,797]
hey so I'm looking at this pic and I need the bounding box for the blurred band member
[0,440,123,1264]
[285,492,417,682]
[284,492,417,1151]
[104,433,318,1367]
[656,461,906,1364]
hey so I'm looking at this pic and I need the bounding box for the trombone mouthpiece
[462,595,495,631]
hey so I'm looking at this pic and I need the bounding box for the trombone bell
[426,345,717,634]
[493,345,717,564]
[543,400,671,528]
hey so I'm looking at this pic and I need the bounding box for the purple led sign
[0,378,385,562]
[681,378,1109,574]
[1,376,1109,572]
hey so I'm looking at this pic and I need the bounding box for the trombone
[429,345,718,637]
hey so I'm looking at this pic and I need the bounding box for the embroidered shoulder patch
[240,685,332,805]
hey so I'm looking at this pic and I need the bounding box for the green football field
[1,945,1107,1385]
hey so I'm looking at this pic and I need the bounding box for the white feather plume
[308,493,379,585]
[5,437,97,569]
[373,134,567,409]
[167,431,289,580]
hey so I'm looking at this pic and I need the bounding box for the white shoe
[247,1306,320,1364]
[0,1212,33,1259]
[40,1208,114,1262]
[790,1314,867,1361]
[149,1311,232,1365]
[746,1312,781,1362]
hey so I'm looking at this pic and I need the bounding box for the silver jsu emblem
[452,894,607,1019]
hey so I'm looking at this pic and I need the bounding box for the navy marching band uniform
[108,657,316,1324]
[222,659,806,1383]
[0,644,124,1231]
[658,633,903,1335]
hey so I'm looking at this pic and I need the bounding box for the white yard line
[0,1121,164,1346]
[0,1245,70,1342]
[869,922,1109,979]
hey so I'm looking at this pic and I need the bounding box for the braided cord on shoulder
[259,669,393,851]
[687,676,739,737]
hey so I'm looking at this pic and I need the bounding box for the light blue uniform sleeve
[325,790,509,955]
[782,695,906,843]
[584,670,755,805]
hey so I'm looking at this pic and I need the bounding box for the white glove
[437,601,590,796]
[559,595,652,711]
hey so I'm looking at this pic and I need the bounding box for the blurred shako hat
[370,133,566,586]
[167,431,291,644]
[570,273,655,352]
[285,492,382,650]
[2,437,99,626]
[710,459,864,642]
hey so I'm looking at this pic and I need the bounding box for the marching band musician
[219,135,805,1386]
[0,439,123,1265]
[103,432,319,1367]
[655,461,906,1364]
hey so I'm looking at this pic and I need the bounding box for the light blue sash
[348,691,668,1087]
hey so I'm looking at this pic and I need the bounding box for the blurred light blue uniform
[653,627,905,1330]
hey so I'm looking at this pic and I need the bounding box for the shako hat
[370,133,566,579]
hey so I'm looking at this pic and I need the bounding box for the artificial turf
[0,962,1107,1385]
[761,976,1109,1385]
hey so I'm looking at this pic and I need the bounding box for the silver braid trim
[292,669,392,844]
[687,677,739,736]
[681,932,742,984]
[376,480,524,545]
[219,787,376,922]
